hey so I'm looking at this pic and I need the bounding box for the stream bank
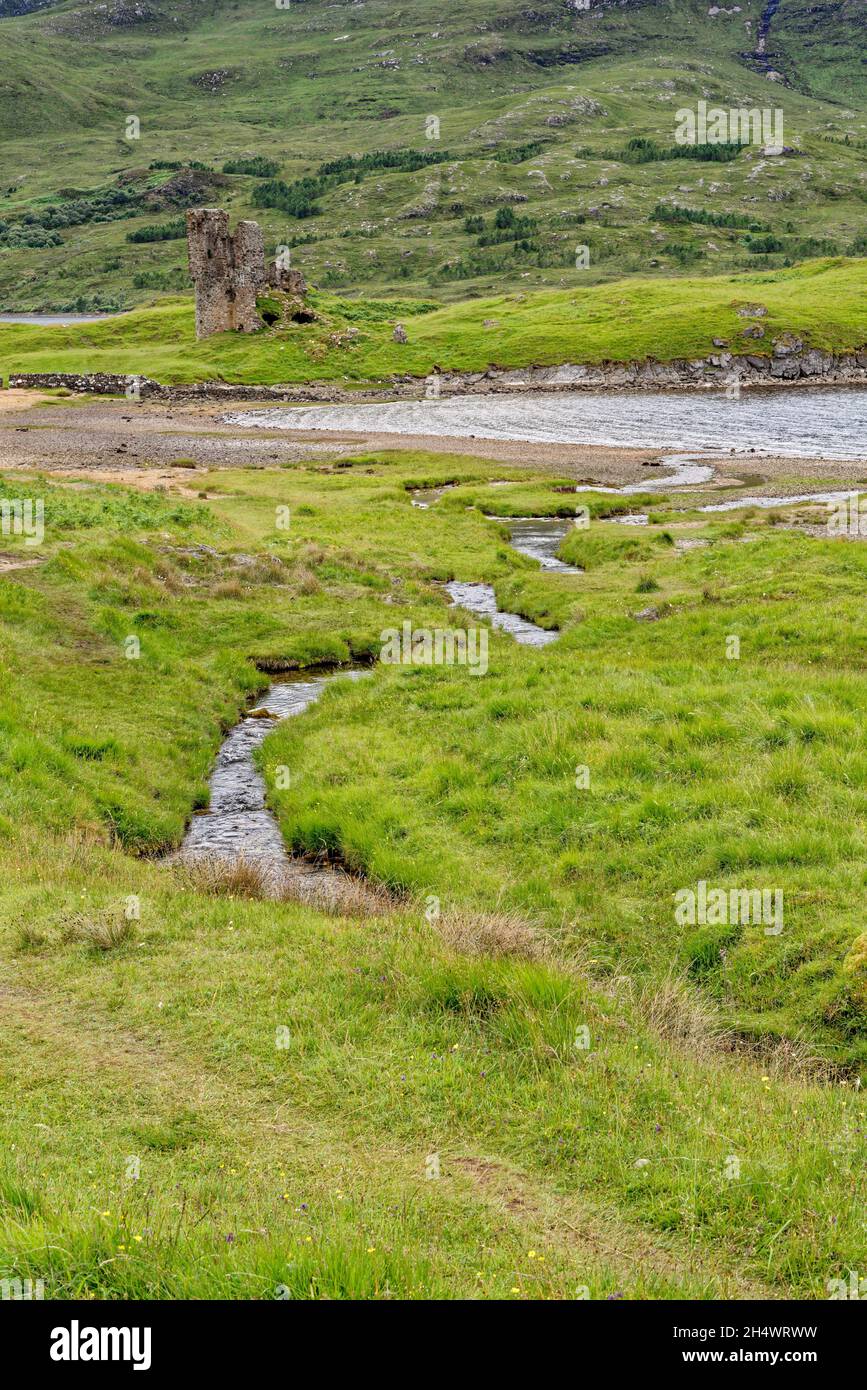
[173,670,378,909]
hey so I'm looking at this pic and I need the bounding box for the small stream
[501,516,582,573]
[445,580,559,647]
[412,444,862,645]
[174,429,861,884]
[411,486,578,645]
[176,670,369,899]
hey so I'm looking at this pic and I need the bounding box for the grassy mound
[0,259,863,385]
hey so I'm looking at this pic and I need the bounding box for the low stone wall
[6,372,164,397]
[3,373,395,404]
[149,381,397,404]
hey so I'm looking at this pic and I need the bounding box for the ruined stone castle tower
[187,207,311,339]
[186,208,266,339]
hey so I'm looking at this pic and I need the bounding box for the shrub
[126,218,186,243]
[745,234,785,254]
[223,156,281,177]
[252,177,322,219]
[653,202,766,231]
[613,137,743,164]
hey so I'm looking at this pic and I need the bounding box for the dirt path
[0,552,44,572]
[0,389,49,412]
[0,978,779,1298]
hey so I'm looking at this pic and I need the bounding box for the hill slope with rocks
[0,0,864,310]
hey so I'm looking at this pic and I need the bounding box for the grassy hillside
[0,258,863,384]
[0,0,864,310]
[0,451,864,1298]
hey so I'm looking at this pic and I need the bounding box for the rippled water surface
[499,516,582,573]
[177,672,368,896]
[228,388,867,461]
[0,312,117,325]
[446,581,559,647]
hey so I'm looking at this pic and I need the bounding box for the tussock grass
[284,872,392,918]
[13,921,50,953]
[728,1032,839,1087]
[434,906,551,962]
[174,854,392,917]
[634,970,731,1055]
[15,911,136,953]
[61,911,136,952]
[213,579,245,600]
[175,856,274,900]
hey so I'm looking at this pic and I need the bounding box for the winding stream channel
[186,393,865,880]
[416,446,861,645]
[176,671,369,896]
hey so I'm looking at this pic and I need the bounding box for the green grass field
[0,258,863,385]
[0,449,864,1299]
[1,0,865,1308]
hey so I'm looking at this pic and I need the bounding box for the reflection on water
[499,516,582,573]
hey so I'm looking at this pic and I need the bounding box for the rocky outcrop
[144,170,229,211]
[6,348,865,403]
[186,208,266,339]
[420,347,867,395]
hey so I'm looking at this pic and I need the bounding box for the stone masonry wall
[186,208,266,339]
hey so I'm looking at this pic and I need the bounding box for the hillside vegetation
[0,0,864,310]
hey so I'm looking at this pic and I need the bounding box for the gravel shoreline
[0,391,865,492]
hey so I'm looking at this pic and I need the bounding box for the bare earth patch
[0,551,44,572]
